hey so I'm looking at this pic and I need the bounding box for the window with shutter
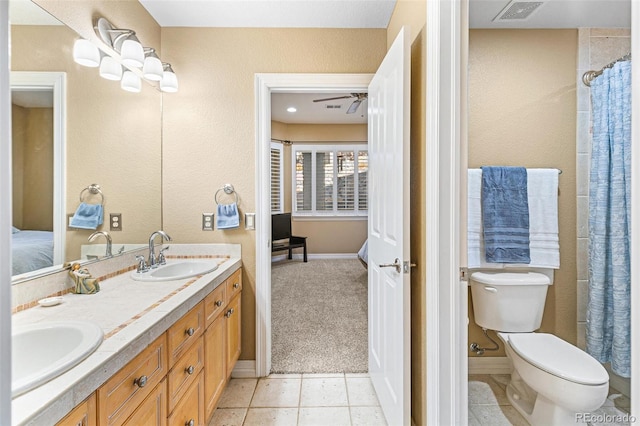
[292,143,367,217]
[270,142,283,213]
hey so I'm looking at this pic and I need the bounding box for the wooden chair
[271,213,307,262]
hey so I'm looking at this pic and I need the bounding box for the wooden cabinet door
[225,292,241,378]
[204,314,226,421]
[122,380,167,426]
[56,393,96,426]
[167,371,204,426]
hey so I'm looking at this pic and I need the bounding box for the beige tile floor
[209,373,387,426]
[468,374,632,426]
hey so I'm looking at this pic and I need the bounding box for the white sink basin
[130,260,219,282]
[12,321,103,397]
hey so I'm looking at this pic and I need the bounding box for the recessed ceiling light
[287,107,297,113]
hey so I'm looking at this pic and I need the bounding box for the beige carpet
[271,258,368,373]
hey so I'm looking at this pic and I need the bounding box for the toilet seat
[507,333,609,385]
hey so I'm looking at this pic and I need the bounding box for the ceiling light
[99,56,122,81]
[143,48,163,81]
[160,63,178,93]
[73,39,100,67]
[121,71,141,93]
[287,107,297,113]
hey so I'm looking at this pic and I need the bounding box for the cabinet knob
[134,375,148,388]
[215,300,223,307]
[185,327,195,336]
[225,308,234,318]
[185,365,195,375]
[233,282,240,289]
[185,420,195,426]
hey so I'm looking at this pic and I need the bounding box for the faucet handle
[135,255,148,273]
[158,246,169,265]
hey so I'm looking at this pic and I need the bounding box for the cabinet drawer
[168,335,204,413]
[122,379,166,426]
[98,334,167,426]
[225,268,242,302]
[56,393,96,426]
[167,302,204,366]
[204,283,226,328]
[167,371,204,426]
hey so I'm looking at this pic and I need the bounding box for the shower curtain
[586,59,631,378]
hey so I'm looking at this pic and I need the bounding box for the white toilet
[470,271,610,426]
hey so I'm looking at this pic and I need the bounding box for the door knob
[379,258,401,273]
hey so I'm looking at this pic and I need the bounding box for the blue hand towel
[216,202,240,230]
[69,203,104,230]
[481,166,530,263]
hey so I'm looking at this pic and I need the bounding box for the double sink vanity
[11,243,242,426]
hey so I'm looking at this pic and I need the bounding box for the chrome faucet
[148,230,172,268]
[88,231,112,257]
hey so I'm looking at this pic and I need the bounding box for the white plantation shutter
[292,144,367,216]
[270,142,283,213]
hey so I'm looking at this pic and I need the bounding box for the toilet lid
[507,333,609,385]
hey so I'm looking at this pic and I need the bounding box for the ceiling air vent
[325,105,342,109]
[493,1,544,22]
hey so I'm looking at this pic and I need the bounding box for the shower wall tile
[576,153,590,196]
[577,237,588,281]
[590,28,631,37]
[576,112,590,153]
[578,28,590,70]
[577,196,589,238]
[577,84,591,112]
[577,322,586,350]
[590,37,631,70]
[577,279,588,322]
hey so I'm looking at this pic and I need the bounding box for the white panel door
[368,27,411,426]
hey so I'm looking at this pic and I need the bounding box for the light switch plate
[110,213,122,231]
[245,213,255,230]
[202,213,214,231]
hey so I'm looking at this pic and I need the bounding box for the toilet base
[506,373,585,426]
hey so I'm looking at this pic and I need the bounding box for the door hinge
[460,267,469,281]
[403,261,417,274]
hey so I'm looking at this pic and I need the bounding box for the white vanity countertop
[11,249,242,426]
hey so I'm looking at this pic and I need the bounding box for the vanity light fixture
[95,18,144,67]
[121,71,142,93]
[73,39,100,67]
[160,63,179,93]
[99,56,123,81]
[142,48,163,81]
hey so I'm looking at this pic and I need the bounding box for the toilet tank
[470,271,551,332]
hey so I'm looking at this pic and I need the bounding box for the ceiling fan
[313,92,368,114]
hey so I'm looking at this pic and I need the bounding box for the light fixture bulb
[120,37,144,68]
[99,56,123,81]
[143,51,163,81]
[160,64,178,93]
[73,39,100,67]
[287,107,297,113]
[121,70,141,93]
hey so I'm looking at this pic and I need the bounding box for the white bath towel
[468,168,560,269]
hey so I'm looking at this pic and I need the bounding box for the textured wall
[161,27,387,360]
[468,29,578,355]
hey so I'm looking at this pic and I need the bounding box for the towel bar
[79,184,105,205]
[215,183,238,204]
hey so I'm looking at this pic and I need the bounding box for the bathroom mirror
[10,0,162,282]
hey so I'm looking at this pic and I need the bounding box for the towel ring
[79,184,105,205]
[215,184,238,205]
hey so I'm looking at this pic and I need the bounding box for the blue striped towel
[481,166,530,263]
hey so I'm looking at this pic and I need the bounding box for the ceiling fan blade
[313,95,354,103]
[347,99,362,114]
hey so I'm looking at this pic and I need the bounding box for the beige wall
[468,29,578,356]
[11,105,54,231]
[11,22,162,262]
[161,27,387,361]
[387,1,427,424]
[272,121,368,254]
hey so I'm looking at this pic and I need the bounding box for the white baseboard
[271,253,358,262]
[231,360,257,378]
[468,357,511,375]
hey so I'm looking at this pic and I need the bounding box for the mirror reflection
[10,0,162,282]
